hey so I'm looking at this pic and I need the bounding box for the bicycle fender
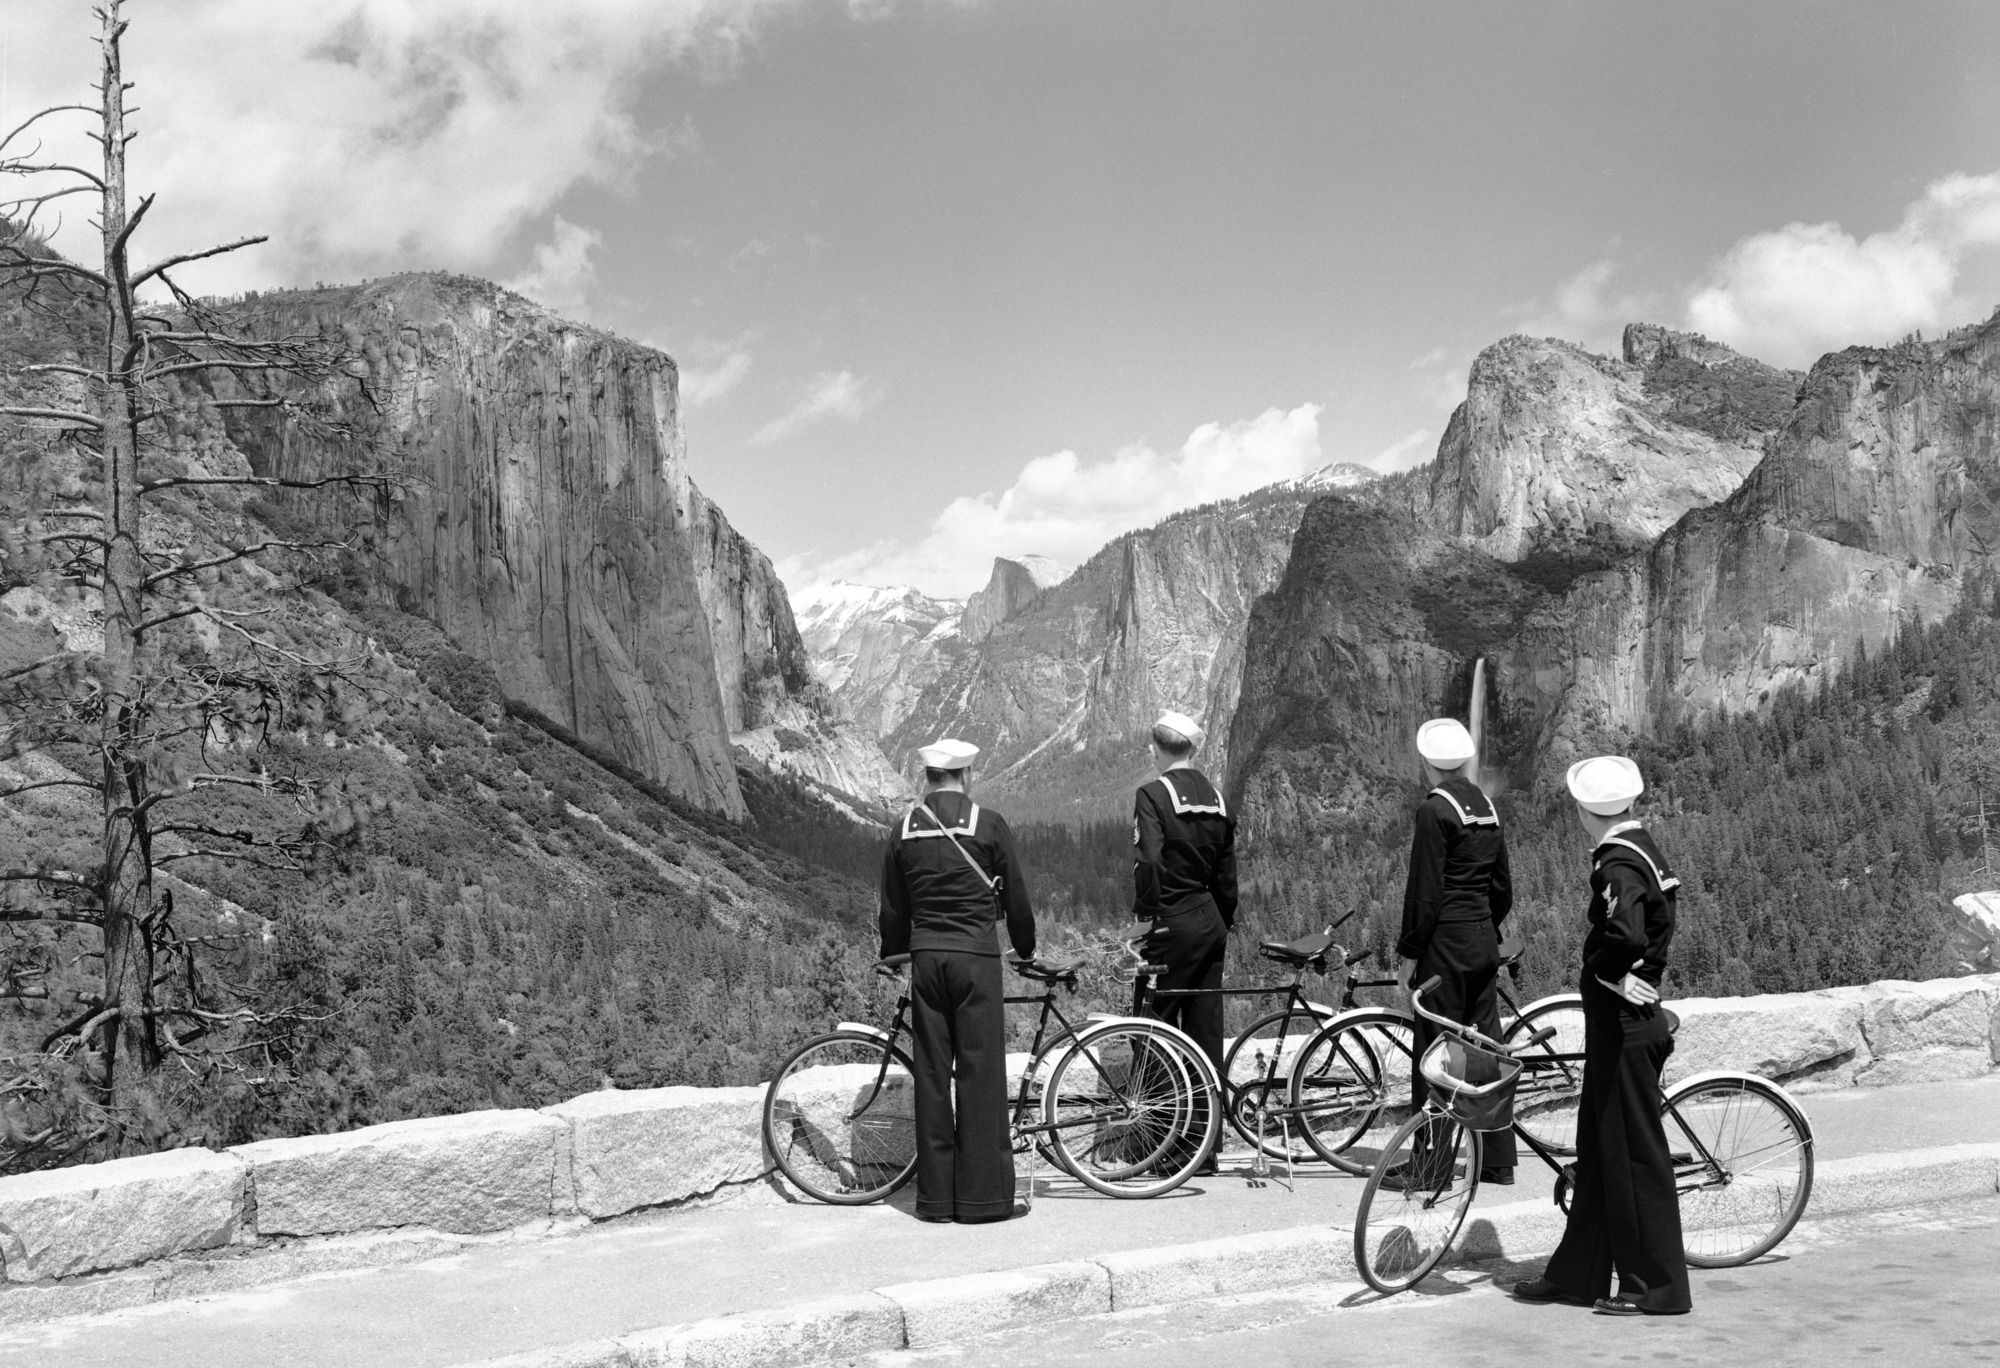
[834,1022,892,1041]
[1070,1015,1222,1093]
[1663,1070,1816,1142]
[1305,1001,1337,1018]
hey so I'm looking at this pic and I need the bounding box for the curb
[455,1141,2000,1368]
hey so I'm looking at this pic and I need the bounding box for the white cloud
[501,217,602,318]
[752,370,882,443]
[786,404,1324,598]
[1368,428,1434,472]
[0,0,802,294]
[1517,258,1663,354]
[680,350,754,407]
[1685,171,2000,367]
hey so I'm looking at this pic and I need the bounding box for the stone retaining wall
[0,973,1994,1306]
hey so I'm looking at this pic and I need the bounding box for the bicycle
[761,949,1222,1205]
[1278,936,1586,1174]
[1351,977,1816,1295]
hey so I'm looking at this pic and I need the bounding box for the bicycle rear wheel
[1353,1110,1481,1295]
[1222,1007,1332,1161]
[1043,1022,1219,1198]
[1290,1008,1414,1174]
[763,1030,918,1204]
[1284,1016,1388,1174]
[1503,995,1586,1156]
[1664,1073,1814,1267]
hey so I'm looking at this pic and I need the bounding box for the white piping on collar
[1596,834,1682,892]
[1429,785,1498,827]
[1154,773,1226,817]
[902,800,982,839]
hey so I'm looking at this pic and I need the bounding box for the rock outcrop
[880,480,1362,820]
[1421,329,1789,561]
[961,555,1067,644]
[219,273,895,818]
[1645,319,2000,720]
[1227,313,2000,849]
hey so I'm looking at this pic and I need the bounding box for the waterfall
[1468,657,1486,788]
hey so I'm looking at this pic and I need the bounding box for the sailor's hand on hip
[1597,973,1659,1006]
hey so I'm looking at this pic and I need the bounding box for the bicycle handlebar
[1409,979,1551,1056]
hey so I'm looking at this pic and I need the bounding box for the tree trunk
[92,1,156,1149]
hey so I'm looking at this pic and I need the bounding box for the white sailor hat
[917,737,980,770]
[1152,710,1205,749]
[1566,755,1643,816]
[1416,717,1475,769]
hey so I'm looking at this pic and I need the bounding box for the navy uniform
[1399,717,1516,1176]
[1132,711,1238,1080]
[879,738,1037,1224]
[1534,756,1692,1315]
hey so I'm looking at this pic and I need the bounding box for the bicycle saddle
[1497,934,1524,966]
[1008,953,1084,985]
[1258,928,1334,966]
[1663,1006,1680,1035]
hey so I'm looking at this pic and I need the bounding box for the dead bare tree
[0,1,395,1164]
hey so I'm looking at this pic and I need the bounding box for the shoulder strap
[1153,773,1227,817]
[1429,785,1498,827]
[1596,836,1681,892]
[906,803,999,894]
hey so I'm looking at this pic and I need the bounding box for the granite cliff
[1228,314,2000,849]
[874,472,1372,820]
[220,274,891,817]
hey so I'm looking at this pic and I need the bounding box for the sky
[6,1,2000,599]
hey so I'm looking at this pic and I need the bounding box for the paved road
[874,1204,2000,1368]
[1,1077,1993,1368]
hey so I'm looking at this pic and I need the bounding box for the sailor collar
[1428,779,1498,827]
[1594,828,1682,892]
[1154,771,1226,817]
[901,797,981,840]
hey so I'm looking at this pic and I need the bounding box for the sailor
[878,738,1038,1224]
[1513,756,1692,1315]
[1132,708,1237,1163]
[1394,717,1516,1185]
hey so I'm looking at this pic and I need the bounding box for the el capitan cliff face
[221,274,871,819]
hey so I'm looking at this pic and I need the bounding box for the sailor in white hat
[1512,755,1691,1315]
[879,737,1037,1223]
[1392,715,1516,1186]
[1130,710,1235,1171]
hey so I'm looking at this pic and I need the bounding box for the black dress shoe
[956,1201,1030,1224]
[1592,1296,1644,1316]
[916,1213,953,1224]
[1509,1277,1577,1304]
[1479,1166,1515,1186]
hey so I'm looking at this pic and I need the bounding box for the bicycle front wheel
[763,1030,918,1205]
[1222,1007,1332,1161]
[1504,995,1586,1157]
[1353,1109,1481,1295]
[1664,1073,1814,1267]
[1043,1022,1219,1198]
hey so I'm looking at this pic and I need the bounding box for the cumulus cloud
[501,218,602,318]
[786,404,1324,598]
[1369,428,1435,472]
[752,370,883,443]
[1,0,797,293]
[679,349,754,407]
[1517,258,1663,354]
[1685,172,2000,367]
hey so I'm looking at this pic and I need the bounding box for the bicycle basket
[1419,1035,1521,1132]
